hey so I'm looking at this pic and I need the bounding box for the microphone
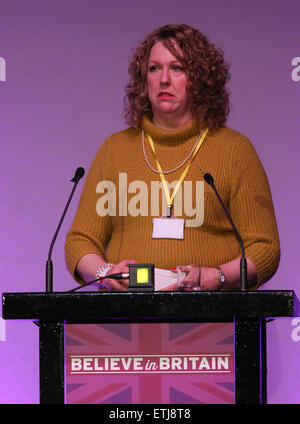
[46,167,85,292]
[68,272,130,292]
[71,167,85,183]
[203,173,247,291]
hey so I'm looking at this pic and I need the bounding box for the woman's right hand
[102,259,138,291]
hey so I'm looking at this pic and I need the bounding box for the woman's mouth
[158,91,174,98]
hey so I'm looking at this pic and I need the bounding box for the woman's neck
[142,115,199,145]
[152,112,193,131]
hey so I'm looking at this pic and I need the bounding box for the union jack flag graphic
[65,323,235,404]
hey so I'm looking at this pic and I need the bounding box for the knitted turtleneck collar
[141,115,200,145]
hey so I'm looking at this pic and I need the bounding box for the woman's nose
[160,67,171,84]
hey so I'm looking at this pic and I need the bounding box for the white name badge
[152,217,184,239]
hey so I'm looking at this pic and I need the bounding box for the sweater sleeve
[229,135,280,288]
[64,137,113,283]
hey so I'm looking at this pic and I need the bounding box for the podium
[2,290,299,404]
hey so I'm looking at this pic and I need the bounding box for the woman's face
[147,40,193,128]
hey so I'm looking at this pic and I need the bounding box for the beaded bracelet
[95,263,115,287]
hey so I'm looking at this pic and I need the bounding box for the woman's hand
[174,258,257,291]
[160,265,202,291]
[180,265,222,290]
[168,265,222,291]
[102,259,138,291]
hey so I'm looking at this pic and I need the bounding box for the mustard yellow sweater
[65,116,280,288]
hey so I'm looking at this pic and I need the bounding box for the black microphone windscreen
[204,173,214,185]
[71,167,85,183]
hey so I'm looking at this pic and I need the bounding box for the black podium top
[2,290,298,323]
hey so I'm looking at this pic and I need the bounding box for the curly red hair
[124,24,230,130]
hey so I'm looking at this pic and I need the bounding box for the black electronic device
[127,264,155,292]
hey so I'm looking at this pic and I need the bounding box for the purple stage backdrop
[0,0,299,404]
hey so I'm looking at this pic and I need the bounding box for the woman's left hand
[176,265,222,291]
[177,265,201,291]
[160,265,201,291]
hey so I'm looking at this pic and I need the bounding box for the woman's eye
[171,65,184,71]
[149,65,158,72]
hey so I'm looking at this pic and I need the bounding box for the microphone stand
[204,173,247,291]
[46,168,85,293]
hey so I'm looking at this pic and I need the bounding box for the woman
[65,24,280,291]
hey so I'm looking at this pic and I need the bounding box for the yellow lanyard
[147,128,209,217]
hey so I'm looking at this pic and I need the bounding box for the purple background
[0,0,299,403]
